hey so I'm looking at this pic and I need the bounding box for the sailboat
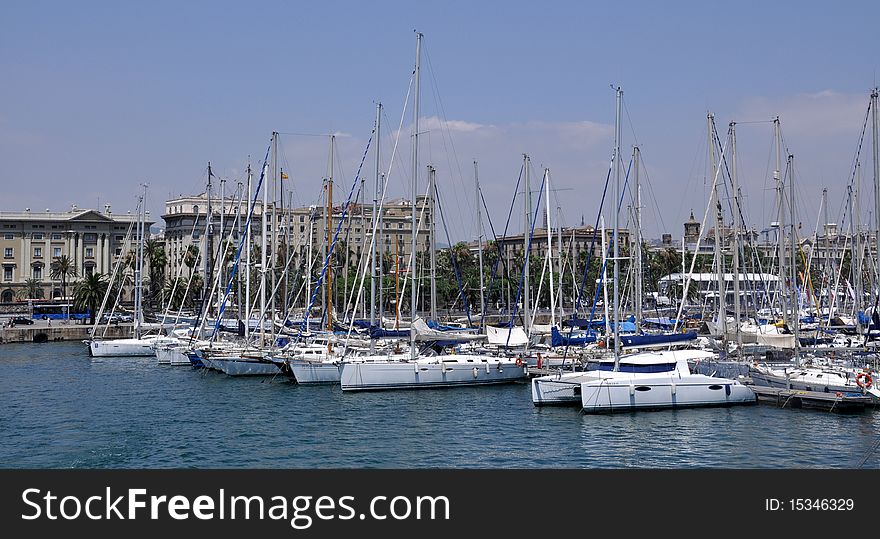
[340,32,526,392]
[534,91,755,410]
[88,185,179,357]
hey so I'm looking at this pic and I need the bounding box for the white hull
[341,355,526,391]
[580,375,756,412]
[531,372,600,405]
[89,337,177,357]
[749,365,880,400]
[289,359,342,384]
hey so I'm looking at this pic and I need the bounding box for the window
[3,267,11,281]
[33,247,42,258]
[53,247,62,258]
[3,234,12,240]
[85,247,94,258]
[193,205,200,214]
[51,233,63,240]
[115,248,122,256]
[115,235,124,242]
[33,266,42,280]
[84,233,96,242]
[32,233,43,240]
[85,266,94,277]
[3,248,12,258]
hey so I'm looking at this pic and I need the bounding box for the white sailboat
[89,185,179,357]
[340,32,526,392]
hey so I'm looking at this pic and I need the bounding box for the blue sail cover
[369,326,410,339]
[551,326,597,347]
[562,314,636,328]
[619,331,697,348]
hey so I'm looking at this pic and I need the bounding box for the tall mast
[204,162,213,319]
[709,114,727,351]
[260,160,269,347]
[236,181,243,325]
[378,173,385,324]
[370,102,381,353]
[544,168,555,328]
[612,86,622,367]
[271,132,278,343]
[556,206,564,319]
[872,88,880,309]
[327,135,335,340]
[633,146,642,333]
[522,153,531,336]
[245,163,252,342]
[428,165,437,321]
[822,187,829,314]
[854,163,863,332]
[730,122,742,357]
[475,160,485,325]
[218,177,226,323]
[135,185,146,338]
[410,31,422,359]
[789,153,799,364]
[774,116,787,327]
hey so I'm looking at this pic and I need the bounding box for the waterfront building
[0,205,151,302]
[162,192,433,283]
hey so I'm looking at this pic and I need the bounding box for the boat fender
[414,362,419,373]
[441,362,447,374]
[536,353,542,369]
[629,384,635,396]
[516,357,523,368]
[473,367,478,379]
[486,362,490,374]
[725,384,731,397]
[671,382,676,395]
[856,372,873,389]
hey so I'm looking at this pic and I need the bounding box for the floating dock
[749,385,873,412]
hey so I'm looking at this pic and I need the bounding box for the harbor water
[1,342,879,468]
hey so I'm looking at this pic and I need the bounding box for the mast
[410,31,422,359]
[475,160,485,325]
[428,164,437,321]
[872,88,880,311]
[271,132,278,344]
[306,206,314,321]
[709,114,727,351]
[789,153,799,364]
[633,146,642,333]
[544,168,555,328]
[218,177,226,323]
[370,102,381,353]
[822,187,829,315]
[601,216,610,338]
[260,161,269,347]
[556,205,564,320]
[134,185,146,338]
[854,163,863,333]
[523,153,531,336]
[774,116,787,327]
[236,181,243,325]
[245,163,252,342]
[327,135,335,342]
[612,86,622,367]
[378,173,385,324]
[204,162,213,319]
[729,122,742,357]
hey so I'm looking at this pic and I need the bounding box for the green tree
[18,278,44,300]
[50,255,78,310]
[73,272,108,324]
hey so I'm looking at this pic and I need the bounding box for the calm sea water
[1,342,879,469]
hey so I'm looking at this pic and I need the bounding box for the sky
[2,0,880,243]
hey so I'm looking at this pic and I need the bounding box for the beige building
[162,192,433,281]
[0,205,151,302]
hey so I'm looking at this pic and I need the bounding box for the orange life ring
[598,340,606,348]
[516,357,523,368]
[856,372,873,389]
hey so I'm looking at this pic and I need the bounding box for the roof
[0,209,145,224]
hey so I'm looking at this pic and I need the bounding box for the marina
[2,341,880,469]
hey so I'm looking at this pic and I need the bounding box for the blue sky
[2,1,879,241]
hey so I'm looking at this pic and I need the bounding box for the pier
[0,320,131,344]
[749,385,874,412]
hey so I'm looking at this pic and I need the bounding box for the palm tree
[50,255,77,317]
[183,245,200,277]
[18,278,44,300]
[144,239,166,303]
[73,272,107,324]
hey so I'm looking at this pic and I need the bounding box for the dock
[0,320,132,344]
[749,385,874,412]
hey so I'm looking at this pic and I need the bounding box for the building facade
[0,206,151,302]
[162,192,433,282]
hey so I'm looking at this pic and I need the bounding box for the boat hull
[580,377,756,412]
[341,357,526,391]
[289,360,342,384]
[208,356,281,376]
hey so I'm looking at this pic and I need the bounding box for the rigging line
[209,143,272,341]
[423,42,472,224]
[435,180,473,326]
[506,168,548,346]
[481,164,524,326]
[300,131,374,335]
